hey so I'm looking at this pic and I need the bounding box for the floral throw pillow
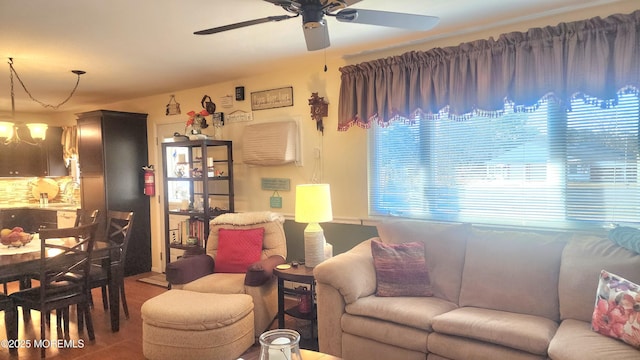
[591,270,640,348]
[370,240,433,297]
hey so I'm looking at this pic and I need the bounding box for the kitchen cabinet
[0,209,57,233]
[0,126,67,177]
[43,127,66,176]
[161,139,234,267]
[56,210,76,228]
[0,126,66,177]
[0,127,44,177]
[77,110,151,276]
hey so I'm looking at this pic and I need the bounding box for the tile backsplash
[0,176,80,205]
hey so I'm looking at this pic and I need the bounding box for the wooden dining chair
[74,209,100,227]
[9,222,99,358]
[0,294,17,355]
[31,209,99,332]
[52,208,99,327]
[88,210,134,318]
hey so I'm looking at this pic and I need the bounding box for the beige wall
[38,1,638,272]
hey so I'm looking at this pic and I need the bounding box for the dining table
[0,235,122,332]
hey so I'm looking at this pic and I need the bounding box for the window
[369,90,640,229]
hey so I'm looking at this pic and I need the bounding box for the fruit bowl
[0,227,33,248]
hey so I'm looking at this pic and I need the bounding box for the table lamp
[295,184,333,267]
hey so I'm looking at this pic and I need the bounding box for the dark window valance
[338,10,640,130]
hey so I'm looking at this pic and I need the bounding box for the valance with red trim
[338,10,640,130]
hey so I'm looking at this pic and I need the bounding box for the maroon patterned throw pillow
[371,240,433,297]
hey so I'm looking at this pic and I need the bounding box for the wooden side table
[273,265,318,349]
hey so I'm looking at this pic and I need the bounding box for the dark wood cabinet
[43,127,67,176]
[77,110,151,276]
[0,126,66,177]
[0,127,44,177]
[0,209,57,233]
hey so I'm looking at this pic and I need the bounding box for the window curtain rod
[338,10,640,130]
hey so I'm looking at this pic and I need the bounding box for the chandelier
[0,58,85,146]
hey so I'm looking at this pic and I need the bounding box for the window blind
[369,91,640,230]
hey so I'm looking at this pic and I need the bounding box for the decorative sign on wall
[261,178,291,191]
[166,94,181,115]
[270,191,283,208]
[251,86,294,111]
[262,178,289,209]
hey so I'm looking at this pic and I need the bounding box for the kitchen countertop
[0,203,80,211]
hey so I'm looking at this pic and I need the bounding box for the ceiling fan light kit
[195,0,440,51]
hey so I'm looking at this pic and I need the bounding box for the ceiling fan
[194,0,439,51]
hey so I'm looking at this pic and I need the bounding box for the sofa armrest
[314,238,377,358]
[314,238,377,304]
[165,254,215,285]
[245,255,286,286]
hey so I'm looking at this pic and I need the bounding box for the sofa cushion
[459,227,567,321]
[548,319,640,360]
[371,240,433,297]
[591,270,640,348]
[428,332,548,360]
[345,295,458,332]
[558,234,640,322]
[215,227,264,273]
[341,314,429,354]
[376,221,470,303]
[432,307,558,355]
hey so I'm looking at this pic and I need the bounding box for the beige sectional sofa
[314,220,640,360]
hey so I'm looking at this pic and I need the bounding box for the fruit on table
[1,227,31,247]
[0,236,11,246]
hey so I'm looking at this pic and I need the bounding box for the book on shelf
[177,217,206,247]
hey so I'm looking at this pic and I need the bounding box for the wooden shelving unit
[161,139,234,266]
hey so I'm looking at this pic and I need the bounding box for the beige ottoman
[142,290,255,360]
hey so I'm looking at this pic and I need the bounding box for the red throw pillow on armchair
[215,228,265,273]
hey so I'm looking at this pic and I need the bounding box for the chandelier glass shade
[0,121,14,139]
[26,123,48,141]
[0,121,48,145]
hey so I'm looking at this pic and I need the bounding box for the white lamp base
[304,222,325,267]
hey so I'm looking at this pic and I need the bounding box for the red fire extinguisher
[143,165,155,196]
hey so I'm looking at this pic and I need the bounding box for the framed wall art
[251,86,294,111]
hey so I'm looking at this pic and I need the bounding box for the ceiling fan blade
[303,20,330,51]
[335,9,439,31]
[194,15,294,35]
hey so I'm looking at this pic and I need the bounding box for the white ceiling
[0,0,630,114]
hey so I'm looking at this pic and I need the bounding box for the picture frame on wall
[251,86,294,111]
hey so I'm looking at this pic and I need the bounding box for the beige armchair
[165,211,287,337]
